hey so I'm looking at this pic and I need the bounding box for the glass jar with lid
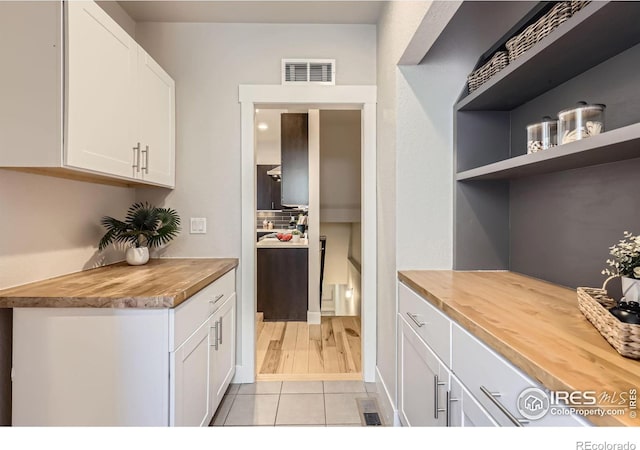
[558,102,605,145]
[527,116,558,154]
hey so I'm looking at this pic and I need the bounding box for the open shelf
[456,122,640,181]
[456,1,640,112]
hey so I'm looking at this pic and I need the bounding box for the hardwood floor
[256,316,362,381]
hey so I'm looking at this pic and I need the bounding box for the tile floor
[211,380,381,426]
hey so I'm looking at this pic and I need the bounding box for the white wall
[320,222,352,285]
[133,22,376,368]
[319,110,361,221]
[255,109,285,165]
[375,0,432,424]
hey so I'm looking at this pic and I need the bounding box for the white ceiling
[118,1,384,24]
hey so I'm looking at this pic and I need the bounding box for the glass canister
[558,102,606,145]
[526,116,557,154]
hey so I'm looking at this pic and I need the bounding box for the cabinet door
[171,322,211,426]
[257,165,275,210]
[210,294,236,414]
[137,46,175,187]
[398,316,448,427]
[450,375,498,427]
[65,1,137,178]
[281,113,309,207]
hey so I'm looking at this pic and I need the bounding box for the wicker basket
[571,0,591,15]
[577,277,640,359]
[467,51,509,93]
[506,2,573,62]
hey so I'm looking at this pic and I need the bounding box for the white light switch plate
[190,217,207,234]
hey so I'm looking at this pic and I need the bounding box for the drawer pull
[210,322,219,350]
[210,293,225,305]
[480,385,529,426]
[406,312,426,327]
[218,317,223,345]
[434,375,446,419]
[446,391,459,427]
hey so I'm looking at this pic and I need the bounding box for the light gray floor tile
[224,394,279,426]
[325,393,368,425]
[323,380,366,393]
[237,381,282,395]
[281,381,324,394]
[226,384,240,395]
[275,394,325,425]
[327,423,363,427]
[211,394,236,426]
[364,382,377,393]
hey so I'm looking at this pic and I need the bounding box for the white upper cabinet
[65,1,138,179]
[0,1,175,188]
[137,47,176,187]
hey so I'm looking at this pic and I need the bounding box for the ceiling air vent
[282,59,335,85]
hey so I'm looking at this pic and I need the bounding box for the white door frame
[236,84,377,383]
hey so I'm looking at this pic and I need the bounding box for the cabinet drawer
[452,323,588,427]
[398,282,451,366]
[171,269,235,350]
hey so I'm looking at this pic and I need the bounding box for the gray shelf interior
[456,1,640,111]
[453,1,640,290]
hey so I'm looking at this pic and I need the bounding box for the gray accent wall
[510,157,640,290]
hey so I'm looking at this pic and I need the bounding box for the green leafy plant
[292,230,301,236]
[602,231,640,279]
[98,202,181,251]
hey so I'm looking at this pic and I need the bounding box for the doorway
[237,85,376,384]
[254,108,363,381]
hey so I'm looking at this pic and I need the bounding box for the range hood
[267,166,281,179]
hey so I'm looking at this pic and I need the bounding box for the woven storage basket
[506,2,573,62]
[571,0,591,15]
[577,277,640,359]
[467,51,509,93]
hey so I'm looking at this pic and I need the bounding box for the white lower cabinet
[210,294,236,410]
[398,316,448,427]
[171,321,212,427]
[397,281,589,428]
[449,375,498,427]
[12,269,236,426]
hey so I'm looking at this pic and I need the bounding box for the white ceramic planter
[126,246,150,266]
[621,276,640,302]
[292,234,301,243]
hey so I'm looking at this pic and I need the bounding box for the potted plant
[98,202,181,265]
[291,229,301,243]
[602,231,640,301]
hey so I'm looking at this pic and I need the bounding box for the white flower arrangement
[602,231,640,279]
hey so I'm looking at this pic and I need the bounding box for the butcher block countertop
[398,270,640,427]
[0,258,238,309]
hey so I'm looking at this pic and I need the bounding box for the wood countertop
[398,270,640,427]
[0,258,238,309]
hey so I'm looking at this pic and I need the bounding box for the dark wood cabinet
[256,165,281,210]
[281,113,309,207]
[257,248,308,321]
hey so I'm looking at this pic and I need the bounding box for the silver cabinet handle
[209,293,224,305]
[132,143,140,171]
[218,317,223,345]
[446,391,459,427]
[211,322,219,350]
[406,312,426,327]
[271,201,274,209]
[434,375,446,419]
[480,385,529,426]
[141,145,149,174]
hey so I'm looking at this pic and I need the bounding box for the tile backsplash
[256,210,305,229]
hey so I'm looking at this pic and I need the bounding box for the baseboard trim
[307,311,321,324]
[232,365,254,384]
[376,366,400,427]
